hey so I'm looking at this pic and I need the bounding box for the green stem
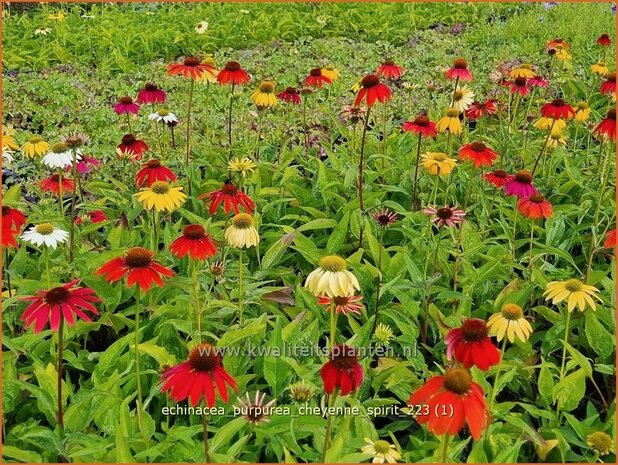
[321,390,338,462]
[585,142,610,280]
[193,260,203,341]
[531,119,557,176]
[238,249,244,324]
[58,172,65,217]
[555,310,572,423]
[411,134,423,210]
[528,221,535,278]
[134,287,146,442]
[511,210,518,262]
[125,113,132,134]
[370,227,385,337]
[228,82,236,158]
[439,433,451,463]
[489,337,508,411]
[357,105,372,249]
[68,150,78,262]
[45,247,51,289]
[185,79,195,165]
[57,316,65,434]
[329,302,338,348]
[202,412,210,462]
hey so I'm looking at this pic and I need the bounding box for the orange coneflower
[465,100,498,119]
[318,295,364,315]
[540,98,575,120]
[458,141,498,168]
[517,194,553,219]
[198,183,255,215]
[217,61,251,86]
[277,87,301,105]
[169,225,217,260]
[135,159,176,187]
[168,57,216,80]
[321,344,363,395]
[594,108,616,141]
[600,72,616,96]
[402,115,437,138]
[40,174,74,196]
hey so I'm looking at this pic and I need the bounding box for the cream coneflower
[487,303,533,343]
[361,438,401,463]
[304,255,360,298]
[451,86,474,113]
[225,213,260,248]
[42,142,81,169]
[148,109,179,124]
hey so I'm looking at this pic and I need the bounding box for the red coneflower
[510,77,529,96]
[20,279,100,333]
[277,86,302,105]
[2,228,19,248]
[528,75,548,88]
[198,183,255,215]
[135,159,177,187]
[354,74,392,107]
[95,247,174,291]
[2,206,26,231]
[546,38,569,51]
[217,61,251,86]
[445,58,472,81]
[594,108,616,141]
[445,318,500,371]
[604,229,616,248]
[321,344,363,395]
[168,57,216,80]
[597,34,612,47]
[137,82,167,104]
[465,100,498,119]
[304,67,331,88]
[540,98,575,120]
[112,96,140,115]
[483,169,513,188]
[424,205,466,229]
[117,134,149,160]
[600,72,616,95]
[318,295,364,315]
[505,170,538,198]
[40,174,74,196]
[407,367,488,440]
[518,194,553,220]
[376,59,405,80]
[161,343,238,407]
[458,141,498,168]
[75,210,108,225]
[402,115,437,138]
[169,225,218,260]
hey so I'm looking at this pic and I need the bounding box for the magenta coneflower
[424,205,466,228]
[20,280,100,333]
[75,155,100,175]
[528,75,548,88]
[113,96,140,115]
[137,83,167,104]
[505,171,538,198]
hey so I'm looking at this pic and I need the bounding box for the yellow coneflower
[361,438,401,464]
[225,213,260,248]
[555,47,571,62]
[304,255,360,298]
[487,303,533,343]
[321,65,340,82]
[351,78,362,93]
[543,278,601,312]
[510,64,535,79]
[135,181,186,212]
[228,157,257,177]
[534,117,566,134]
[436,108,463,134]
[2,125,19,151]
[574,102,591,122]
[250,80,277,109]
[586,432,614,456]
[21,135,49,158]
[420,152,457,176]
[591,62,609,76]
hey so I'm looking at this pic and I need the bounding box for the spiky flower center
[183,224,206,240]
[63,136,83,148]
[225,61,241,71]
[608,109,616,120]
[529,194,545,203]
[210,261,225,276]
[157,109,170,117]
[151,181,170,194]
[183,57,201,67]
[514,77,527,86]
[453,58,468,69]
[446,108,459,118]
[309,68,322,77]
[362,74,380,88]
[146,159,161,168]
[35,223,55,235]
[431,153,448,162]
[587,432,613,455]
[50,174,61,182]
[232,213,253,229]
[259,81,275,94]
[501,303,524,320]
[453,90,464,101]
[514,171,532,184]
[330,344,358,369]
[564,279,583,292]
[45,286,71,305]
[493,169,508,179]
[333,296,352,306]
[413,116,430,126]
[122,134,136,145]
[29,135,44,144]
[119,96,134,105]
[319,255,347,272]
[221,184,238,195]
[188,343,222,372]
[470,142,486,152]
[289,381,314,402]
[145,82,158,91]
[373,440,392,454]
[519,64,532,70]
[124,247,154,268]
[436,207,453,220]
[443,367,472,394]
[1,206,9,216]
[461,318,488,342]
[608,72,616,82]
[577,102,589,110]
[51,142,68,153]
[284,86,298,94]
[551,98,566,107]
[384,59,395,66]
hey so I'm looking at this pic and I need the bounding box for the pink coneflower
[484,169,513,188]
[75,210,108,225]
[465,100,498,119]
[505,171,538,198]
[20,279,100,333]
[424,205,466,228]
[112,96,140,115]
[510,77,529,96]
[318,295,364,315]
[137,83,167,104]
[371,208,398,228]
[377,59,405,80]
[528,75,548,88]
[402,115,437,138]
[277,87,301,105]
[75,155,100,175]
[445,58,472,81]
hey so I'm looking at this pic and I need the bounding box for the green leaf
[2,445,43,463]
[209,417,247,453]
[326,211,350,254]
[584,311,613,359]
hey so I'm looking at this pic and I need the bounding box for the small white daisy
[148,109,179,124]
[21,223,69,249]
[42,142,81,169]
[34,27,52,36]
[195,21,208,34]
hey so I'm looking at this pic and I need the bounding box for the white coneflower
[42,142,81,169]
[195,21,209,34]
[34,28,52,36]
[21,223,69,249]
[361,438,401,463]
[304,255,360,298]
[148,109,179,124]
[224,213,260,248]
[451,86,474,113]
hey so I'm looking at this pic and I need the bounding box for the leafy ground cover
[1,2,616,463]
